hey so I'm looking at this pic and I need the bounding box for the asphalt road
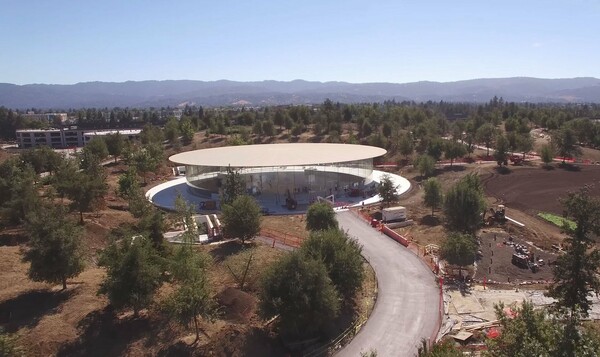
[336,211,440,357]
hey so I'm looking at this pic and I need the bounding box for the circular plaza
[147,143,410,214]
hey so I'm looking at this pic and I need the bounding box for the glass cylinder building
[169,143,386,212]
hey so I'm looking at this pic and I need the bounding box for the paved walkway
[336,211,440,357]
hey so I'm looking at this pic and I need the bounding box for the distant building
[16,128,141,149]
[22,112,68,125]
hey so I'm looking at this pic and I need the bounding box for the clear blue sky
[1,0,599,85]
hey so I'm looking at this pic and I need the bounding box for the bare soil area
[482,165,600,216]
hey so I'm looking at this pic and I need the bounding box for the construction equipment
[483,205,507,225]
[509,155,523,165]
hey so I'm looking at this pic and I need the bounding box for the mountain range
[1,77,600,109]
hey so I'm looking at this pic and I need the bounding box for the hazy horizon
[2,1,599,85]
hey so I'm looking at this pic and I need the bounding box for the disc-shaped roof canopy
[169,143,386,168]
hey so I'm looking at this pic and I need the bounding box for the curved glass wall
[184,158,375,205]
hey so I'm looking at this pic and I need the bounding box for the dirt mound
[217,287,256,322]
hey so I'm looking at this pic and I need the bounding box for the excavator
[483,204,507,225]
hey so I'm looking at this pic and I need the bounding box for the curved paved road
[336,211,440,357]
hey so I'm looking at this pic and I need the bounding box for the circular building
[169,143,386,212]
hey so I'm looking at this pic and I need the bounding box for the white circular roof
[169,143,386,167]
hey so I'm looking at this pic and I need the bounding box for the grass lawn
[537,212,577,231]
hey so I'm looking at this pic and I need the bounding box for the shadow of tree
[494,166,512,175]
[0,289,75,333]
[209,240,251,263]
[558,163,581,172]
[56,307,165,357]
[0,232,27,246]
[420,215,441,226]
[442,165,466,173]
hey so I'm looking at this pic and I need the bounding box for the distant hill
[1,77,600,109]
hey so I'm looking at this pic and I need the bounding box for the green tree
[476,123,497,156]
[66,161,108,223]
[259,251,340,337]
[221,195,262,243]
[164,117,181,147]
[83,137,109,163]
[305,202,338,231]
[418,339,462,357]
[0,160,39,225]
[98,236,164,317]
[444,141,467,167]
[397,133,414,159]
[0,328,24,357]
[300,229,364,298]
[224,247,258,291]
[440,232,477,276]
[221,165,246,205]
[443,173,486,233]
[548,187,600,317]
[23,204,85,290]
[486,301,556,357]
[423,177,443,217]
[417,154,436,178]
[540,144,554,167]
[263,120,276,137]
[180,117,195,144]
[516,133,534,159]
[377,174,398,206]
[494,134,510,166]
[486,300,600,357]
[118,167,140,199]
[553,128,582,163]
[105,133,125,163]
[163,244,217,342]
[426,138,445,161]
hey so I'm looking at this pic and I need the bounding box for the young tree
[516,133,534,159]
[494,134,510,166]
[426,138,445,161]
[224,247,258,291]
[163,244,217,342]
[377,174,398,206]
[423,178,442,217]
[548,187,600,317]
[553,128,582,163]
[305,202,338,231]
[221,165,246,205]
[396,133,414,160]
[540,144,554,167]
[443,173,486,233]
[476,123,497,156]
[440,232,477,276]
[259,251,340,337]
[221,195,262,243]
[83,137,109,163]
[443,141,467,167]
[67,161,108,224]
[300,229,364,298]
[23,205,85,290]
[98,236,164,317]
[118,167,140,199]
[416,154,436,178]
[179,117,195,144]
[105,133,125,163]
[486,301,600,357]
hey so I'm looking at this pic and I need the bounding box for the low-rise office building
[16,128,141,149]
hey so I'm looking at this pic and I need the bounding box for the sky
[1,0,599,85]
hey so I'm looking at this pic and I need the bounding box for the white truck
[382,206,407,223]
